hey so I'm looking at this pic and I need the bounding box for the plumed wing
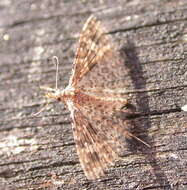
[72,109,119,180]
[67,91,132,180]
[69,16,130,90]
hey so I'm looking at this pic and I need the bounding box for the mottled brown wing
[72,109,119,180]
[68,91,132,180]
[69,16,130,90]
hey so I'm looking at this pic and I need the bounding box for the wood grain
[0,0,187,189]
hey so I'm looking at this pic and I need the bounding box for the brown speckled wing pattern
[43,15,149,180]
[70,16,130,90]
[68,16,133,180]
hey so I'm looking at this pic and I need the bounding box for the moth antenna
[52,56,59,90]
[32,100,50,117]
[33,55,59,117]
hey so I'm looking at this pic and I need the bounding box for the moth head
[40,86,62,101]
[32,86,62,116]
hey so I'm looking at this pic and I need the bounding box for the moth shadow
[119,39,171,188]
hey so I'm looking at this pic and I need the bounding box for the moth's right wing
[69,16,130,90]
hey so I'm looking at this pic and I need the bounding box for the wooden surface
[0,0,187,189]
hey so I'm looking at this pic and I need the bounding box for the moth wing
[70,16,130,91]
[67,92,130,180]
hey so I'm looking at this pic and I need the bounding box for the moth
[42,15,149,180]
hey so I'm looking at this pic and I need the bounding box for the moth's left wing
[71,108,119,180]
[66,92,128,180]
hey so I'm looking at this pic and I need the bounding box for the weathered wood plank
[0,0,187,189]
